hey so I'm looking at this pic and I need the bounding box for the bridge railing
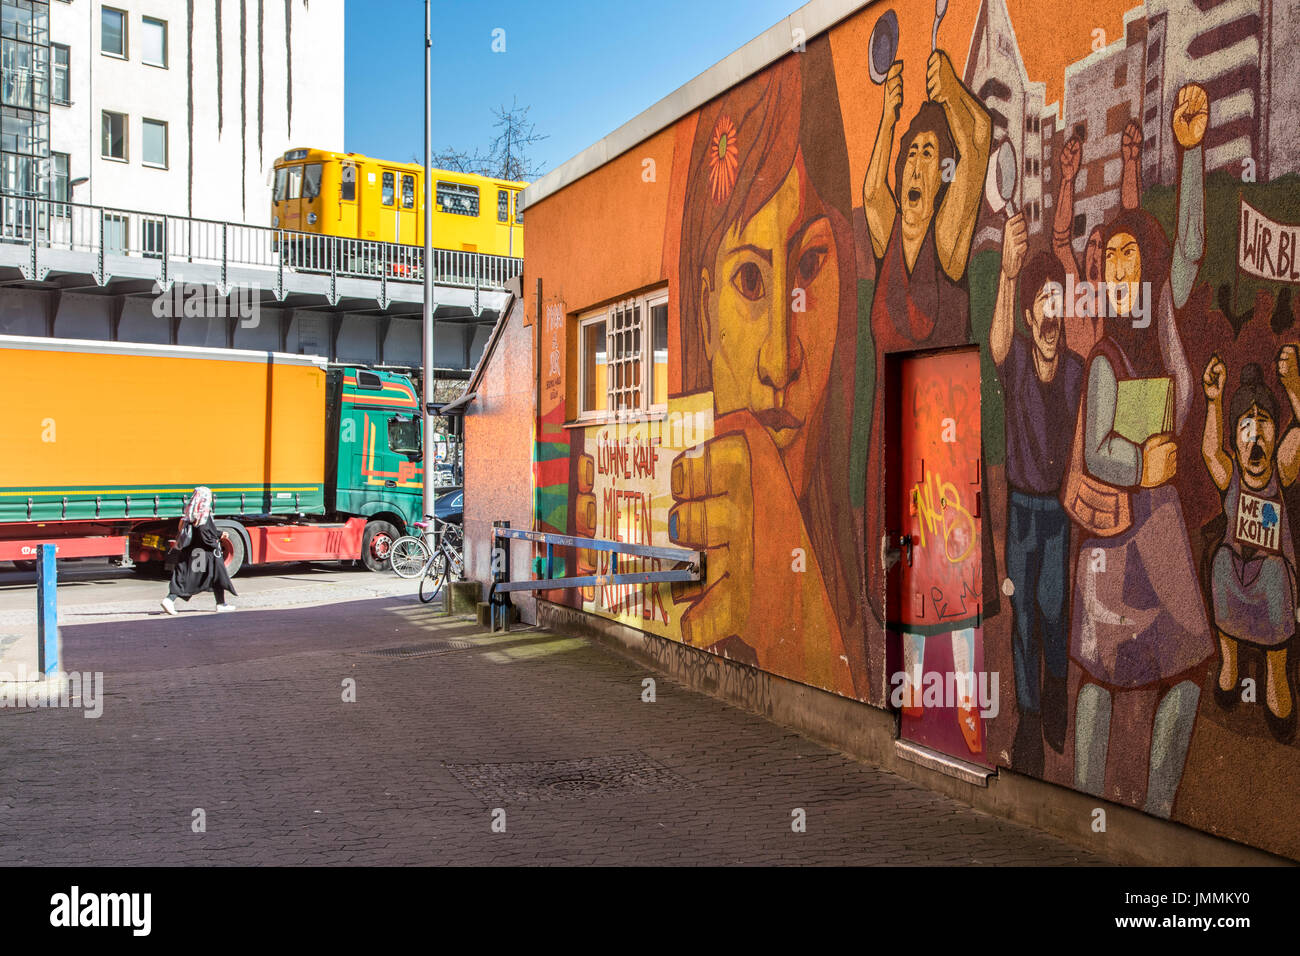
[0,193,524,291]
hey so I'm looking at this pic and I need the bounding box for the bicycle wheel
[419,552,449,604]
[389,535,431,579]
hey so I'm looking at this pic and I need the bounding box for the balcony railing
[0,192,524,293]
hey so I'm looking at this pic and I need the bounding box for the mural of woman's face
[701,150,839,475]
[1236,403,1277,488]
[1104,231,1142,317]
[900,131,941,240]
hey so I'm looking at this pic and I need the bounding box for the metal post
[421,0,437,531]
[36,543,58,677]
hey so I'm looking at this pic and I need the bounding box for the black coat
[168,517,238,599]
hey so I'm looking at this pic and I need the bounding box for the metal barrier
[488,524,705,632]
[0,192,523,292]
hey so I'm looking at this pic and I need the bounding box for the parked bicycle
[388,516,465,603]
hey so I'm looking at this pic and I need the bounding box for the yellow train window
[341,163,356,201]
[497,189,508,222]
[437,181,478,217]
[514,191,523,223]
[401,174,415,209]
[382,171,395,206]
[303,163,322,199]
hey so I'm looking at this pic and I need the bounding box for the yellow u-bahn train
[271,148,526,258]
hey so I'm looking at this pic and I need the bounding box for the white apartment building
[47,0,342,226]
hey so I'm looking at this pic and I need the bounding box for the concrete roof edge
[520,0,875,210]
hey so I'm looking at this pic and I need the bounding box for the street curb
[537,598,1292,867]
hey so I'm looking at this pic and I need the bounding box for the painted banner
[1238,199,1300,283]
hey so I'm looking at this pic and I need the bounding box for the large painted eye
[730,261,765,301]
[796,246,828,287]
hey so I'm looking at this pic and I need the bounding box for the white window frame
[645,289,669,412]
[576,287,670,422]
[141,16,167,69]
[101,6,127,59]
[101,109,127,161]
[141,117,167,168]
[577,311,607,421]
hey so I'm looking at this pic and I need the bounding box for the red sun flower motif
[707,115,739,204]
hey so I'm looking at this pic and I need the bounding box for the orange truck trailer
[0,335,429,576]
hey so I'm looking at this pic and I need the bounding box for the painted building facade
[479,0,1300,860]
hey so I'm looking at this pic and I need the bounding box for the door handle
[882,531,913,571]
[384,479,396,487]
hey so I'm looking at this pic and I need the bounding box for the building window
[1072,121,1086,141]
[1,106,45,159]
[142,16,166,68]
[142,117,166,167]
[401,173,414,209]
[578,289,669,418]
[142,216,164,258]
[51,42,67,104]
[381,170,394,206]
[1072,212,1087,240]
[103,211,127,255]
[648,294,668,408]
[436,180,478,217]
[580,317,607,415]
[101,109,126,160]
[1114,64,1127,88]
[1147,38,1161,62]
[101,6,126,58]
[1146,75,1159,95]
[497,188,508,222]
[50,149,68,213]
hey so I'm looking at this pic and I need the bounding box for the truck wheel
[213,521,247,578]
[361,520,399,572]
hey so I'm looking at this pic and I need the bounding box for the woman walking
[161,486,237,615]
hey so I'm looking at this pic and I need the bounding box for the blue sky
[344,0,802,179]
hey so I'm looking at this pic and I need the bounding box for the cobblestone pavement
[0,584,1109,865]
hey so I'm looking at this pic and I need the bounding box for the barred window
[578,288,669,418]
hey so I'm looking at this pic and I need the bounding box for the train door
[397,173,418,245]
[337,161,359,238]
[377,168,399,244]
[890,348,990,767]
[281,163,304,231]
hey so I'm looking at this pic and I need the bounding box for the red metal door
[892,348,989,766]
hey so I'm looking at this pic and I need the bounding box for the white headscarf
[184,486,213,524]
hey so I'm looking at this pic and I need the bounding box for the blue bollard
[36,543,58,676]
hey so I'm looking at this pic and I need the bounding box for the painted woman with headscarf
[161,486,237,615]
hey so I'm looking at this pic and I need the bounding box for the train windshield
[302,163,322,199]
[287,164,302,200]
[272,166,289,201]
